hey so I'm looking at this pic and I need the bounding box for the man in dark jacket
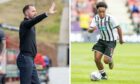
[17,2,56,84]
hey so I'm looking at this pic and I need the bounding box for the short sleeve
[90,17,97,28]
[110,16,119,29]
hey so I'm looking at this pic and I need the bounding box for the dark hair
[23,4,34,14]
[96,2,108,9]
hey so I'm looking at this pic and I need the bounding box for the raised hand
[49,2,57,14]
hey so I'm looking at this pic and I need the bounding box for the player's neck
[97,14,106,19]
[25,16,32,20]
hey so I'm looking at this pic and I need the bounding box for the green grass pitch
[71,42,140,84]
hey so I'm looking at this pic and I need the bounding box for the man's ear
[24,10,28,17]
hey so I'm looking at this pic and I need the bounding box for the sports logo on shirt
[99,26,107,31]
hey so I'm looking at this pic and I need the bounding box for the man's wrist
[45,12,48,16]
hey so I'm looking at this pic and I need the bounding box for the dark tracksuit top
[19,13,48,57]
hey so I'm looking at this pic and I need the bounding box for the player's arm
[88,17,97,33]
[111,16,124,44]
[24,2,56,28]
[88,27,96,33]
[116,26,124,44]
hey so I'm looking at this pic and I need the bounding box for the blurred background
[0,0,69,84]
[71,0,140,42]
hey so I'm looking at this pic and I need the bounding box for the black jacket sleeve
[23,13,48,28]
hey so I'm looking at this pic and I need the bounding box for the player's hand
[119,39,124,44]
[48,2,57,14]
[88,27,96,33]
[88,29,94,33]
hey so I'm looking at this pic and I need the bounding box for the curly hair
[96,2,108,9]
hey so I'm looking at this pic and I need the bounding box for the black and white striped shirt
[90,14,119,41]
